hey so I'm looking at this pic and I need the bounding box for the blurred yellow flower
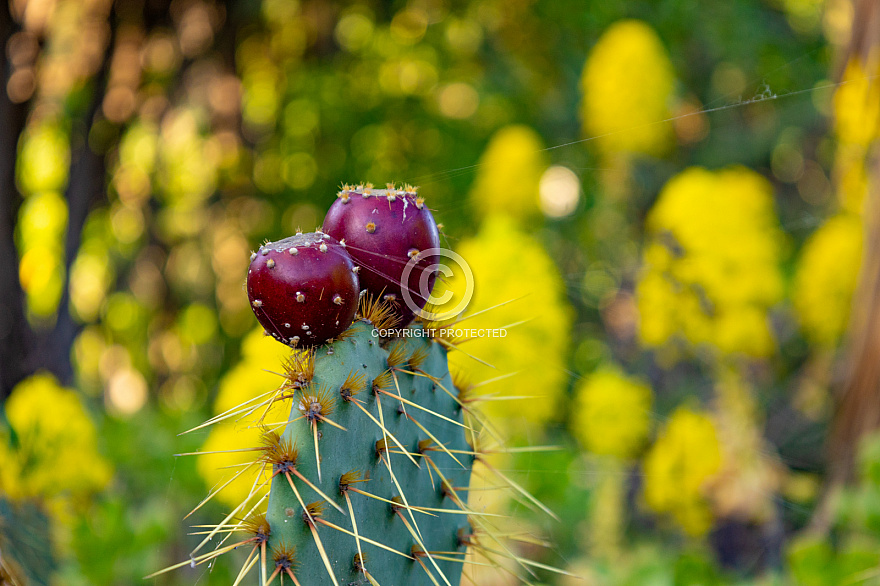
[467,451,512,515]
[18,246,65,318]
[571,367,652,459]
[2,373,112,501]
[643,407,721,536]
[832,57,880,213]
[793,214,863,348]
[197,327,292,508]
[18,191,68,244]
[197,422,272,510]
[444,214,571,431]
[636,167,784,359]
[834,58,880,150]
[581,20,676,157]
[836,154,868,213]
[16,123,70,195]
[16,191,68,318]
[469,125,547,221]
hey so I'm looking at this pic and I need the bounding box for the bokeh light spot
[437,82,479,119]
[539,165,581,218]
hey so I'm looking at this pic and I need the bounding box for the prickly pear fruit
[247,232,359,347]
[323,184,440,325]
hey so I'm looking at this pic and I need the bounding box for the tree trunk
[828,0,880,485]
[829,156,880,483]
[44,31,114,386]
[0,3,34,402]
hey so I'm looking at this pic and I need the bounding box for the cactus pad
[261,320,471,585]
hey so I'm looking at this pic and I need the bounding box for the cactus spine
[154,183,566,585]
[261,319,471,585]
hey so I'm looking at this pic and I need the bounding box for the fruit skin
[266,321,471,585]
[247,232,360,347]
[323,185,440,325]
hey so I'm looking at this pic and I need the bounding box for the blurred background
[1,0,879,583]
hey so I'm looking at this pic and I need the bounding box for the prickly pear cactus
[260,319,471,585]
[154,303,479,585]
[155,183,565,585]
[0,500,55,586]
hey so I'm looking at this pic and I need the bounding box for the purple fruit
[247,232,359,347]
[323,184,440,325]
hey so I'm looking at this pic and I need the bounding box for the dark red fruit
[247,232,359,347]
[323,184,440,325]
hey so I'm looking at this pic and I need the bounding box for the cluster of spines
[337,182,419,196]
[336,182,426,212]
[153,294,571,585]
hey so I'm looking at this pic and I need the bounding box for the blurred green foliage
[1,0,878,584]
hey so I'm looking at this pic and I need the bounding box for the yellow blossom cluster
[643,407,722,536]
[197,327,292,508]
[834,58,880,151]
[15,122,71,319]
[833,58,880,213]
[580,20,676,157]
[636,167,785,359]
[834,58,880,213]
[571,367,652,460]
[0,373,112,502]
[468,125,547,221]
[444,214,572,431]
[793,214,863,348]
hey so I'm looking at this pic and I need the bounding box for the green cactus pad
[265,320,472,585]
